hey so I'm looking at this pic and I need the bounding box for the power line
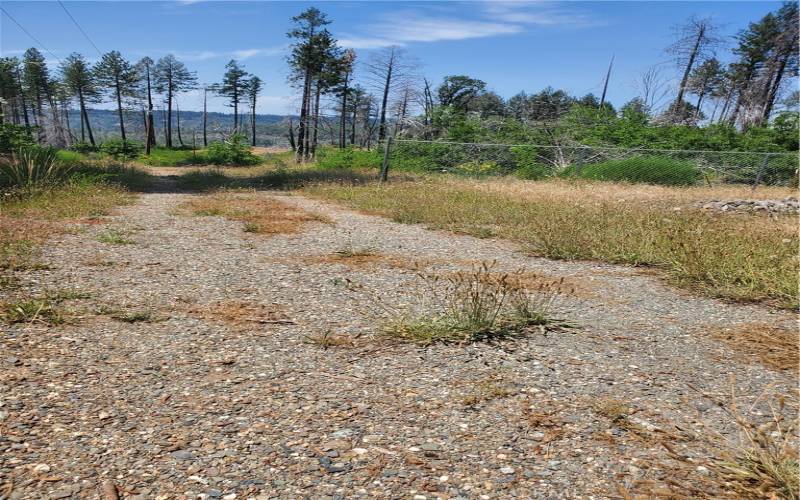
[57,0,102,57]
[0,6,62,63]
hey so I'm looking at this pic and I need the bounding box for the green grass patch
[138,147,205,167]
[97,229,135,245]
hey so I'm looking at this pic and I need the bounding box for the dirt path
[1,189,795,499]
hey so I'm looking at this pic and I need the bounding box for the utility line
[0,6,62,63]
[57,0,102,57]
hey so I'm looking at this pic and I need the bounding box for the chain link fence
[380,139,799,188]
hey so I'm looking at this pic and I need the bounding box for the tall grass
[306,177,797,307]
[0,147,73,189]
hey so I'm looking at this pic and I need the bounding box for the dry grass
[304,330,356,349]
[179,190,329,235]
[461,372,517,406]
[188,300,292,327]
[707,322,799,374]
[306,176,797,308]
[370,261,567,345]
[1,183,133,279]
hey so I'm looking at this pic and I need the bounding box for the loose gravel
[1,188,796,499]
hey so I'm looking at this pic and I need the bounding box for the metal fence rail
[380,139,799,189]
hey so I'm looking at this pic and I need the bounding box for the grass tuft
[367,261,565,345]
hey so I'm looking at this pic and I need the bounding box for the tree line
[0,50,263,151]
[0,2,796,157]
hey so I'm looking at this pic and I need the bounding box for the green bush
[69,141,97,154]
[575,156,700,186]
[0,123,35,154]
[0,146,73,189]
[55,150,85,165]
[511,146,553,180]
[100,139,144,160]
[205,134,261,166]
[315,146,382,169]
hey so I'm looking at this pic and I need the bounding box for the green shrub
[576,156,700,186]
[0,123,35,154]
[0,146,73,190]
[512,146,553,180]
[55,150,85,165]
[99,138,144,160]
[315,146,382,169]
[205,134,261,166]
[69,141,97,154]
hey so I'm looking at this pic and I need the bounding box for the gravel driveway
[1,188,795,499]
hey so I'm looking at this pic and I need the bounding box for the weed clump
[362,261,566,345]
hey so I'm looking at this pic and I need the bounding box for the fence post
[379,137,393,183]
[751,155,769,193]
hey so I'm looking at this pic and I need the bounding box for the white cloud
[146,45,285,62]
[339,14,522,49]
[339,2,596,49]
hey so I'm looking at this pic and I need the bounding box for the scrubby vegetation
[307,177,797,308]
[574,156,701,186]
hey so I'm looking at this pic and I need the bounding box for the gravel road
[1,188,795,499]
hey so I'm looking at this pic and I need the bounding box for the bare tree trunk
[115,77,126,141]
[203,87,208,147]
[599,55,614,110]
[339,71,349,148]
[761,56,788,124]
[145,65,156,151]
[166,84,173,148]
[672,25,705,117]
[176,98,184,147]
[377,50,394,141]
[296,69,311,161]
[694,91,706,121]
[350,94,358,145]
[311,81,321,158]
[78,89,95,145]
[288,118,296,151]
[251,98,257,147]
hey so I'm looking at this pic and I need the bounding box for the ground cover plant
[306,177,797,308]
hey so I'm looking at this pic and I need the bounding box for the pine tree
[22,48,51,143]
[135,57,157,151]
[287,7,331,161]
[245,75,262,146]
[94,51,139,141]
[61,53,100,145]
[153,55,197,148]
[687,58,723,121]
[217,60,249,131]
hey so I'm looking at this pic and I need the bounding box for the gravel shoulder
[1,188,796,499]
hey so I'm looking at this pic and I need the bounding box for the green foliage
[204,134,261,166]
[0,123,34,154]
[139,147,202,167]
[100,139,144,160]
[576,156,700,186]
[55,150,85,165]
[511,146,552,180]
[69,141,97,154]
[315,146,381,169]
[0,146,73,190]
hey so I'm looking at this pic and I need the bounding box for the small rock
[170,450,195,461]
[500,467,515,475]
[33,464,51,473]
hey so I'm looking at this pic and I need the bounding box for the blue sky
[0,1,785,115]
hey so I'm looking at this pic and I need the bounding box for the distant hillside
[69,108,294,146]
